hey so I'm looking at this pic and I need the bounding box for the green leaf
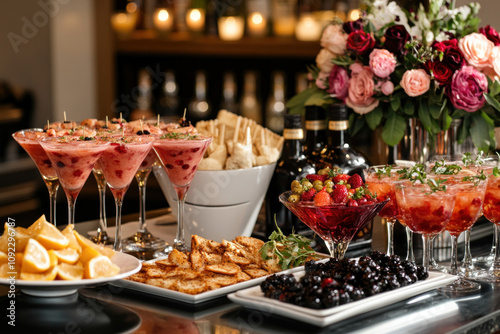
[304,91,328,106]
[429,103,442,119]
[457,117,469,144]
[381,112,407,146]
[491,79,500,96]
[484,93,500,112]
[350,115,365,136]
[287,104,304,115]
[402,99,415,115]
[365,106,383,130]
[286,87,319,108]
[442,111,452,131]
[470,112,494,152]
[390,97,401,112]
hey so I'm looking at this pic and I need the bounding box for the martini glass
[122,148,168,253]
[365,165,406,256]
[12,129,60,226]
[279,191,387,259]
[153,134,212,253]
[40,136,110,225]
[90,161,113,245]
[97,135,156,252]
[395,179,458,273]
[440,177,486,293]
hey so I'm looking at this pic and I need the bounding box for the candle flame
[189,9,201,22]
[251,13,263,25]
[158,9,169,22]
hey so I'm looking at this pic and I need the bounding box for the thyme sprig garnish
[397,164,426,182]
[430,159,462,175]
[425,178,448,194]
[374,165,392,178]
[462,169,487,186]
[462,151,485,167]
[160,132,198,140]
[260,221,319,270]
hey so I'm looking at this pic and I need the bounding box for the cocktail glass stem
[385,218,395,256]
[429,235,438,267]
[137,170,149,233]
[44,178,59,226]
[114,197,124,252]
[67,195,76,225]
[405,226,415,262]
[174,189,188,251]
[461,230,475,276]
[450,235,460,276]
[325,240,349,260]
[98,184,107,234]
[489,224,500,274]
[422,234,432,272]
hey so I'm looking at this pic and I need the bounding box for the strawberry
[333,174,350,184]
[347,174,363,189]
[331,184,348,204]
[357,197,368,205]
[301,188,316,201]
[347,199,359,207]
[306,174,328,183]
[314,189,332,206]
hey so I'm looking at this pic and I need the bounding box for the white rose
[315,49,335,73]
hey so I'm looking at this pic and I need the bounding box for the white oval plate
[0,252,141,297]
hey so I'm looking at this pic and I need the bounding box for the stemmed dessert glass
[153,133,212,253]
[97,135,155,252]
[40,136,110,225]
[474,155,500,283]
[12,129,60,226]
[90,161,113,245]
[395,177,458,273]
[440,176,487,292]
[365,165,407,257]
[122,148,168,253]
[279,191,387,259]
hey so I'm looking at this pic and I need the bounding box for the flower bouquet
[287,0,500,152]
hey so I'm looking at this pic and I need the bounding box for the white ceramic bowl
[153,162,276,242]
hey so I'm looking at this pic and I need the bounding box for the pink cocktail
[279,191,387,259]
[396,180,458,272]
[40,136,110,224]
[154,134,212,252]
[12,129,60,225]
[98,135,156,251]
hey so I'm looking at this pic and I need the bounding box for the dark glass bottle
[265,114,315,237]
[319,104,370,176]
[303,105,328,170]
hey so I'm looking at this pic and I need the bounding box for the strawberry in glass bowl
[279,167,387,260]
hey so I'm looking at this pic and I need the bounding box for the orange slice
[57,262,84,280]
[61,225,82,254]
[54,247,79,264]
[22,238,51,273]
[35,222,69,250]
[20,264,58,281]
[79,247,101,264]
[0,251,7,265]
[84,255,120,279]
[13,227,31,253]
[27,215,47,235]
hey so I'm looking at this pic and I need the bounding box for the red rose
[433,39,465,70]
[343,19,363,34]
[383,25,410,56]
[347,30,375,55]
[479,25,500,46]
[424,60,453,85]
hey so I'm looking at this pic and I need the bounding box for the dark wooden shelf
[114,30,321,58]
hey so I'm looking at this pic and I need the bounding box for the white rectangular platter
[228,271,456,327]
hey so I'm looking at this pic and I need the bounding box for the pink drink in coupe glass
[40,136,110,224]
[98,135,155,251]
[12,129,60,225]
[153,134,212,252]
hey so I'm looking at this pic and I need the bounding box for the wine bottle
[240,71,262,124]
[220,72,238,114]
[130,68,154,121]
[319,104,370,176]
[187,70,213,124]
[303,105,328,169]
[157,70,180,117]
[265,71,286,134]
[265,114,315,237]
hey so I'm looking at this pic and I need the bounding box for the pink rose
[326,65,349,100]
[400,69,431,97]
[489,46,500,79]
[315,48,335,73]
[349,62,364,75]
[369,49,397,78]
[345,66,379,114]
[448,65,488,112]
[459,33,494,70]
[381,81,394,95]
[320,24,347,56]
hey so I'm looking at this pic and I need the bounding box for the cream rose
[345,66,379,115]
[400,69,431,97]
[320,24,347,56]
[489,46,500,79]
[315,48,335,73]
[459,32,494,70]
